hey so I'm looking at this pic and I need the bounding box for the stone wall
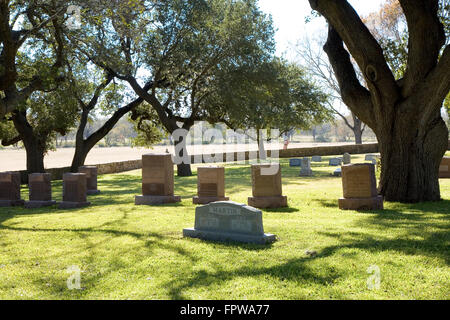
[15,143,381,183]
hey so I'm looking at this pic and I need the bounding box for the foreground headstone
[183,201,276,244]
[0,172,24,207]
[25,173,56,208]
[59,173,91,209]
[338,164,383,210]
[439,157,450,178]
[312,156,322,162]
[135,153,181,205]
[329,158,342,166]
[343,153,351,165]
[289,159,302,167]
[193,166,229,204]
[299,158,313,176]
[78,166,100,195]
[248,164,287,209]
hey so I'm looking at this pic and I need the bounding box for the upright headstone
[299,157,313,176]
[329,158,342,166]
[343,153,351,165]
[183,201,276,244]
[0,172,24,207]
[59,173,91,209]
[78,166,100,195]
[25,173,56,208]
[135,153,181,205]
[365,154,377,161]
[248,164,287,209]
[333,167,342,177]
[289,159,302,167]
[312,156,322,162]
[193,166,229,204]
[439,157,450,178]
[338,164,383,210]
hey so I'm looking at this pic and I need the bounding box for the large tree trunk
[353,116,363,145]
[378,111,448,202]
[173,135,192,177]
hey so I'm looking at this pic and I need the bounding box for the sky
[258,0,386,60]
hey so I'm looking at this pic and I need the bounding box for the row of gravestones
[0,166,99,209]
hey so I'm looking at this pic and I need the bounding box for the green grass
[0,154,449,300]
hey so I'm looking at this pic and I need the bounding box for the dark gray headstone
[333,167,342,177]
[299,158,313,176]
[343,153,351,165]
[289,159,302,167]
[329,158,342,166]
[312,156,322,162]
[183,201,276,244]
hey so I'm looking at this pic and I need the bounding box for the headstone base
[299,169,313,177]
[58,201,91,209]
[87,189,101,195]
[24,200,57,209]
[135,195,181,205]
[338,196,383,210]
[192,196,229,205]
[0,199,25,207]
[248,196,288,209]
[183,228,276,245]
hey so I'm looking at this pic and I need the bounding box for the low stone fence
[14,143,381,183]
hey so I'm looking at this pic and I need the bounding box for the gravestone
[248,164,287,208]
[365,154,377,161]
[439,157,450,178]
[333,167,342,177]
[329,158,342,166]
[78,166,100,195]
[299,157,313,176]
[343,153,351,165]
[338,163,383,210]
[193,166,229,204]
[183,201,276,244]
[312,156,322,162]
[135,153,181,205]
[59,173,91,209]
[25,173,56,208]
[0,172,24,207]
[289,159,302,167]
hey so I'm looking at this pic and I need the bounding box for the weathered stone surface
[329,158,342,166]
[299,158,313,176]
[0,172,24,207]
[136,153,181,205]
[439,157,450,178]
[193,166,229,204]
[289,159,302,167]
[343,153,351,165]
[312,156,322,162]
[78,166,100,195]
[183,201,276,244]
[339,163,383,210]
[248,164,287,208]
[59,173,90,209]
[25,173,56,208]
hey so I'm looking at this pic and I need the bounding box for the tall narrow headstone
[25,173,56,208]
[439,157,450,178]
[0,172,24,207]
[135,153,181,205]
[183,201,276,244]
[343,153,351,165]
[59,173,91,209]
[299,158,313,176]
[78,166,100,195]
[338,164,383,210]
[248,164,287,209]
[193,166,229,204]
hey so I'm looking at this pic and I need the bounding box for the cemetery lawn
[0,154,449,300]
